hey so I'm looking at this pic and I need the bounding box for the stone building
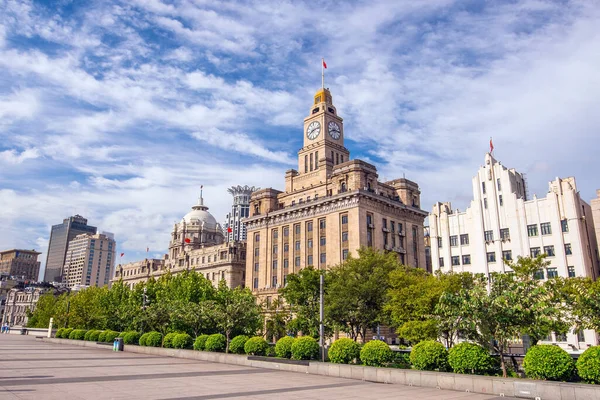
[1,283,62,327]
[429,152,600,348]
[244,87,427,299]
[224,185,258,243]
[63,233,116,289]
[0,249,41,281]
[591,189,600,256]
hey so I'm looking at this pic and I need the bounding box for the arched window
[340,182,347,193]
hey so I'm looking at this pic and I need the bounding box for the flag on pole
[120,252,124,257]
[227,227,232,233]
[322,59,327,69]
[185,238,191,243]
[146,247,149,253]
[490,137,494,153]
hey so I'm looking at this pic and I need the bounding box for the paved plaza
[0,335,510,400]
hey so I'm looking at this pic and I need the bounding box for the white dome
[182,209,218,229]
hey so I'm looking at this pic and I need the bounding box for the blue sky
[1,0,599,279]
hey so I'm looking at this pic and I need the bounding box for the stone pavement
[0,335,510,400]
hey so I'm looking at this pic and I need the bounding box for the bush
[163,332,179,348]
[523,345,575,381]
[104,330,119,343]
[84,330,93,341]
[63,328,74,339]
[329,338,361,364]
[123,331,141,345]
[145,331,163,347]
[139,332,149,347]
[98,331,107,342]
[205,334,226,352]
[392,351,412,369]
[360,340,394,367]
[194,334,209,351]
[291,336,319,360]
[172,333,193,349]
[88,330,101,342]
[410,340,448,371]
[70,329,87,340]
[266,345,276,357]
[229,335,249,354]
[55,328,65,338]
[577,346,600,384]
[244,336,269,356]
[448,343,495,375]
[275,336,295,359]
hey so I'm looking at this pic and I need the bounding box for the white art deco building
[429,152,600,348]
[224,185,258,243]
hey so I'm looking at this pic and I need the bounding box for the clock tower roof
[314,87,332,105]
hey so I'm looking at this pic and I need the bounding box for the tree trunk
[225,331,230,354]
[499,343,507,378]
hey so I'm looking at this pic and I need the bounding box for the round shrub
[145,331,163,347]
[448,343,495,375]
[205,334,227,352]
[84,330,93,341]
[70,329,88,340]
[410,340,448,371]
[266,345,276,357]
[244,336,269,356]
[103,330,119,343]
[329,338,361,364]
[524,345,575,381]
[172,333,193,349]
[88,330,101,342]
[63,328,74,339]
[360,340,394,367]
[139,332,149,347]
[162,332,179,348]
[577,346,600,384]
[229,335,249,354]
[123,331,141,345]
[55,328,65,338]
[291,336,319,360]
[275,336,295,359]
[97,331,107,342]
[194,334,209,351]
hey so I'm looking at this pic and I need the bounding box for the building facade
[63,233,116,288]
[591,189,600,256]
[429,152,600,348]
[0,249,41,281]
[44,215,97,282]
[0,274,21,325]
[1,283,62,327]
[224,185,258,243]
[244,87,427,299]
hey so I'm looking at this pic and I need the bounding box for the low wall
[43,338,600,400]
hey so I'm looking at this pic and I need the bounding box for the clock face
[306,121,321,140]
[328,121,341,139]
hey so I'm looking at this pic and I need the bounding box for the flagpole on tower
[322,58,325,89]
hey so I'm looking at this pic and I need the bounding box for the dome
[182,196,218,230]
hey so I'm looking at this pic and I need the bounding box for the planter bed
[247,356,309,366]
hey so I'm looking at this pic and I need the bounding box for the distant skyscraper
[0,249,41,281]
[63,233,115,288]
[224,185,258,242]
[44,215,97,282]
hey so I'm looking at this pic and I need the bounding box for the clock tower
[298,87,350,177]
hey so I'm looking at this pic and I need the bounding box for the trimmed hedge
[229,335,249,354]
[123,331,141,345]
[205,334,226,352]
[163,332,179,348]
[98,331,107,342]
[84,330,93,341]
[266,345,275,357]
[291,336,319,360]
[63,328,74,339]
[70,329,87,340]
[448,342,495,375]
[139,332,149,347]
[55,328,65,338]
[104,330,120,343]
[244,336,269,356]
[194,334,209,351]
[577,346,600,384]
[410,340,448,371]
[329,338,361,364]
[88,330,101,342]
[144,331,163,347]
[172,333,193,349]
[523,345,575,381]
[275,336,295,359]
[360,340,393,367]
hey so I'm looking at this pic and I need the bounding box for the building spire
[199,185,204,206]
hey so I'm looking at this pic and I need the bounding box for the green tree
[563,277,600,331]
[67,286,110,329]
[263,297,289,342]
[27,293,67,328]
[279,266,322,338]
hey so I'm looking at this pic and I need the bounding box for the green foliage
[144,331,163,347]
[244,336,269,356]
[163,332,179,348]
[328,338,361,364]
[291,336,319,360]
[266,345,276,357]
[392,352,412,369]
[205,334,227,352]
[577,346,600,384]
[410,340,448,371]
[523,345,575,381]
[88,330,101,342]
[275,336,295,359]
[448,343,495,375]
[398,320,438,345]
[97,331,107,342]
[280,267,322,338]
[194,334,209,351]
[359,340,394,367]
[229,335,249,354]
[27,293,68,328]
[103,330,119,343]
[138,332,149,347]
[172,333,193,349]
[70,329,87,340]
[84,330,94,341]
[62,328,74,339]
[55,328,65,338]
[123,331,141,345]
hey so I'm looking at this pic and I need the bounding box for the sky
[1,0,599,280]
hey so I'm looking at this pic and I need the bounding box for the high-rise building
[0,249,41,281]
[44,215,97,282]
[244,86,427,299]
[224,185,258,242]
[63,233,115,288]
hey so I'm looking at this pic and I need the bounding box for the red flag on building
[322,59,327,69]
[120,252,124,257]
[227,227,232,233]
[185,238,191,243]
[490,137,494,153]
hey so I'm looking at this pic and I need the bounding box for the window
[320,237,326,246]
[568,266,576,277]
[561,219,569,233]
[499,195,503,206]
[439,257,444,267]
[253,278,258,289]
[527,224,538,237]
[487,252,496,263]
[547,268,558,278]
[320,253,326,264]
[544,245,555,257]
[565,243,572,255]
[502,250,512,261]
[315,151,319,168]
[254,262,259,272]
[367,230,372,247]
[307,239,313,248]
[367,214,373,226]
[283,259,289,268]
[254,248,259,257]
[485,230,494,242]
[273,245,278,254]
[534,269,545,280]
[341,215,348,224]
[437,237,443,248]
[342,232,348,242]
[382,218,388,228]
[307,221,313,232]
[272,260,277,269]
[450,235,458,247]
[460,234,469,245]
[540,222,552,235]
[497,178,501,191]
[577,330,585,343]
[284,226,289,237]
[284,243,289,252]
[319,219,326,230]
[342,249,349,260]
[530,247,541,257]
[295,241,301,251]
[273,230,278,239]
[462,254,471,265]
[500,228,510,240]
[482,182,486,194]
[295,256,300,267]
[295,224,300,235]
[556,332,567,342]
[255,233,260,242]
[451,256,460,266]
[272,276,278,287]
[307,255,313,265]
[391,221,395,232]
[484,198,488,209]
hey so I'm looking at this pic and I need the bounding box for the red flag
[227,227,232,233]
[490,137,494,153]
[185,238,191,243]
[322,59,327,69]
[120,252,124,257]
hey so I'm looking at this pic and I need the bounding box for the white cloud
[0,148,40,164]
